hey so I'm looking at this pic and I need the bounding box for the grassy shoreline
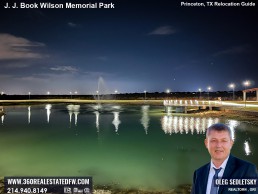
[0,99,164,105]
[1,99,258,125]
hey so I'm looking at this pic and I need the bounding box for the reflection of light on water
[45,104,52,123]
[184,117,189,134]
[28,106,31,124]
[112,111,121,133]
[92,104,102,111]
[226,119,239,141]
[1,115,3,124]
[141,105,150,134]
[190,117,194,134]
[207,118,213,130]
[67,105,80,126]
[112,105,121,110]
[195,118,200,134]
[69,112,72,124]
[161,116,219,135]
[94,111,100,132]
[179,117,183,134]
[244,141,251,156]
[166,106,172,115]
[173,116,178,133]
[74,111,79,126]
[202,118,206,133]
[1,107,3,124]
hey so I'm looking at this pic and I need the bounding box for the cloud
[148,25,177,35]
[0,33,45,60]
[213,45,252,57]
[68,22,78,27]
[17,75,48,82]
[0,61,31,68]
[50,65,78,73]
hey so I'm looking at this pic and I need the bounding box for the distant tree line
[0,91,257,101]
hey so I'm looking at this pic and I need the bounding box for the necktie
[210,167,222,194]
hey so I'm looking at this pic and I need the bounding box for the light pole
[207,86,211,101]
[144,90,147,101]
[47,91,50,99]
[243,81,250,107]
[166,89,170,99]
[115,90,118,100]
[96,90,99,101]
[198,88,202,99]
[28,92,31,100]
[229,84,235,101]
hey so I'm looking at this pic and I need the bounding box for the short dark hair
[206,123,233,140]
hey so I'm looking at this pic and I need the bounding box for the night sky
[0,0,257,94]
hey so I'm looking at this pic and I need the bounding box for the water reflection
[112,111,121,133]
[1,106,4,124]
[161,116,219,135]
[45,104,52,123]
[225,120,239,141]
[166,106,173,115]
[94,111,100,132]
[141,105,150,134]
[1,114,4,125]
[244,141,251,156]
[67,105,80,126]
[28,106,31,124]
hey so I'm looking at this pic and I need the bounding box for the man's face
[205,129,234,164]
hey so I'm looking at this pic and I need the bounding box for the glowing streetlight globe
[228,83,235,101]
[229,83,235,89]
[243,80,250,87]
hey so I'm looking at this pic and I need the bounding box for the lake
[0,104,257,192]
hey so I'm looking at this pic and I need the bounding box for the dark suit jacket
[191,155,258,194]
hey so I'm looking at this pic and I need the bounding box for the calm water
[0,104,257,191]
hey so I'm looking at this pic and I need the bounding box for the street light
[243,80,250,90]
[243,80,250,107]
[144,90,147,101]
[96,90,99,101]
[166,89,170,99]
[115,90,118,100]
[47,91,50,99]
[198,88,202,99]
[207,86,211,101]
[229,83,235,101]
[74,91,78,99]
[28,92,31,100]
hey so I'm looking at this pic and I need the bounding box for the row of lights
[197,81,250,93]
[1,80,251,99]
[164,80,251,101]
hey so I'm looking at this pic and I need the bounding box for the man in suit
[191,123,258,194]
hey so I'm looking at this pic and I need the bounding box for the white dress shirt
[206,156,229,194]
